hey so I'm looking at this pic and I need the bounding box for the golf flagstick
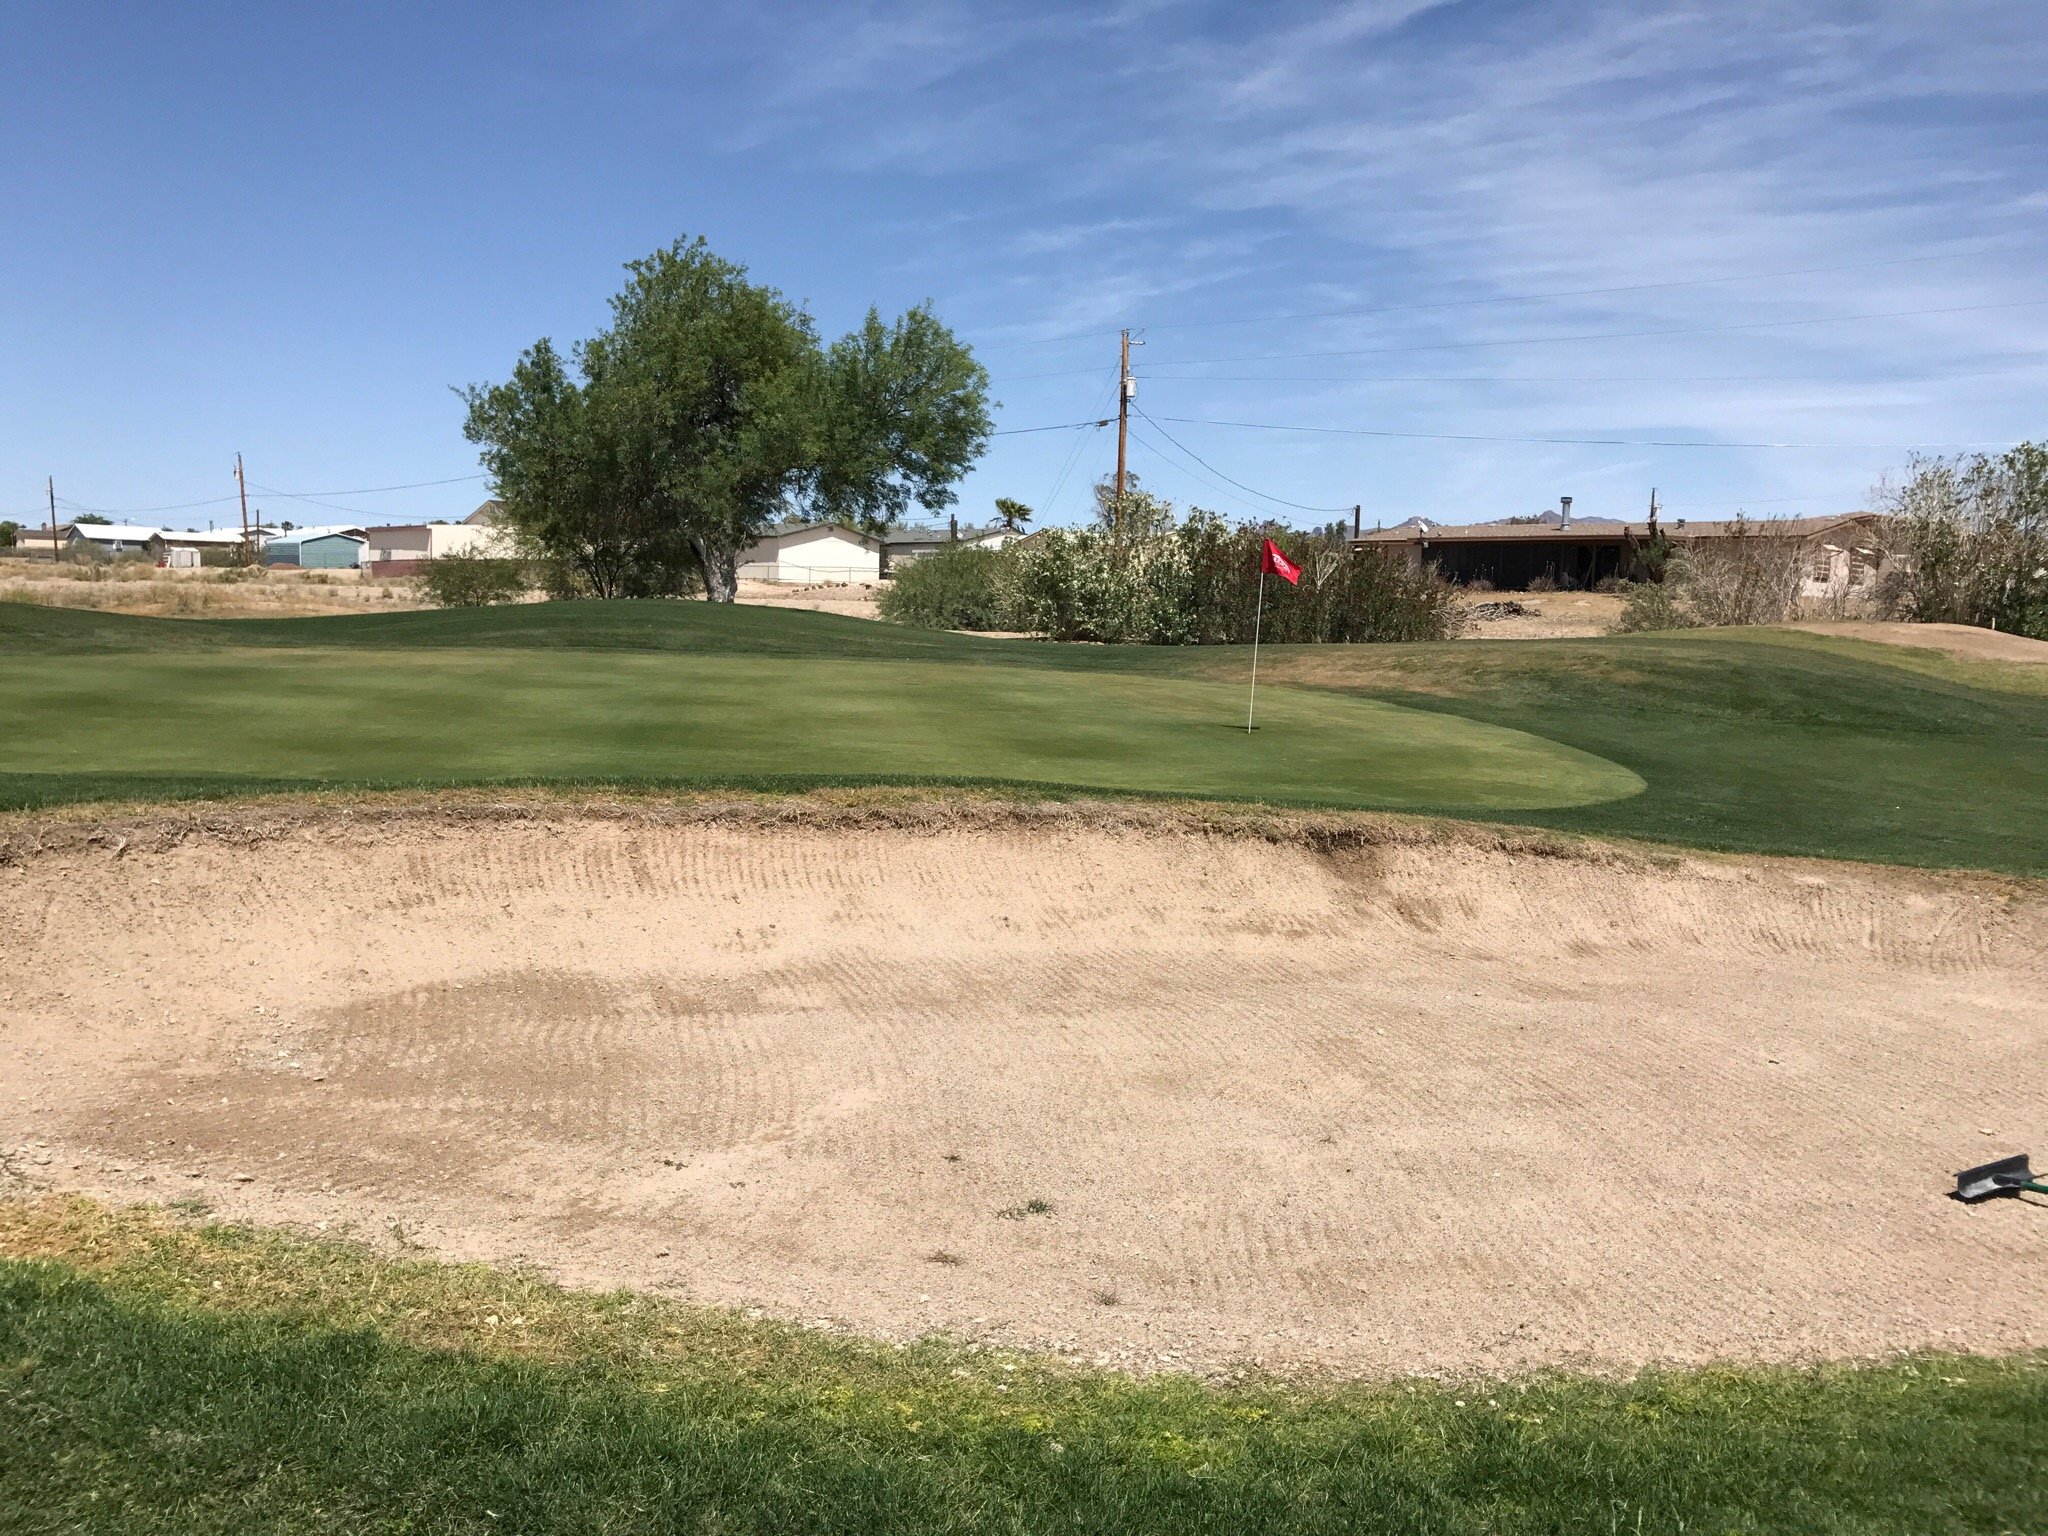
[1247,566,1266,732]
[1247,538,1301,733]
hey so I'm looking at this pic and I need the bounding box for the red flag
[1260,538,1301,585]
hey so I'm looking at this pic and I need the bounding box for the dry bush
[0,562,433,617]
[1680,533,1805,626]
[1613,529,1804,633]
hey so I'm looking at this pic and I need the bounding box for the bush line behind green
[880,516,1463,644]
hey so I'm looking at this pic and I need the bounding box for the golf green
[0,648,1641,812]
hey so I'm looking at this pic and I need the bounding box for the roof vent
[1559,495,1573,529]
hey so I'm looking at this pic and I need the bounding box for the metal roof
[1356,513,1882,545]
[65,523,164,543]
[268,525,366,543]
[159,528,261,545]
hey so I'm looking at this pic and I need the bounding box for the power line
[1150,414,2018,452]
[1132,408,1351,513]
[247,483,383,519]
[990,417,1115,435]
[1127,419,1327,522]
[971,242,2034,353]
[1136,299,2048,371]
[1658,490,1887,512]
[1039,373,1121,518]
[268,473,487,496]
[999,301,2048,382]
[49,471,490,520]
[1126,363,2048,386]
[55,493,242,515]
[1126,421,1275,519]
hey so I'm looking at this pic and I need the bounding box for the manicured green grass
[1198,629,2048,874]
[4,600,2046,873]
[4,1198,2043,1536]
[0,646,1635,814]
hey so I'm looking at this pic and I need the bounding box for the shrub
[422,550,530,608]
[1613,573,1696,632]
[995,513,1464,645]
[1875,443,2048,638]
[1679,528,1805,626]
[878,545,1011,630]
[1612,532,1804,632]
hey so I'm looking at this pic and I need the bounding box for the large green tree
[461,339,677,599]
[812,305,993,535]
[463,237,991,602]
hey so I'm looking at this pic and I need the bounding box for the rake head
[1954,1152,2043,1203]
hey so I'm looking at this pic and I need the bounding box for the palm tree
[994,497,1033,534]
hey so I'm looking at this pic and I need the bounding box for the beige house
[361,502,515,566]
[737,521,883,584]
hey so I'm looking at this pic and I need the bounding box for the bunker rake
[1953,1153,2048,1203]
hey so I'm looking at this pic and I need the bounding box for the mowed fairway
[0,647,1639,812]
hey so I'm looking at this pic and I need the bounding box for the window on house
[1848,549,1873,587]
[1810,548,1835,583]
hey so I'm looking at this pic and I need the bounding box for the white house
[360,502,515,565]
[737,521,882,584]
[63,523,165,556]
[881,519,1019,571]
[161,528,264,556]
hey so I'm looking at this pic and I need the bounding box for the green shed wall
[266,535,362,569]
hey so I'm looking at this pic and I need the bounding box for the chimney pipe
[1352,504,1361,540]
[1559,495,1573,529]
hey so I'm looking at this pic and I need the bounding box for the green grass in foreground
[5,600,2046,873]
[3,1199,2043,1536]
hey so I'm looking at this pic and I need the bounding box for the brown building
[1355,512,1891,595]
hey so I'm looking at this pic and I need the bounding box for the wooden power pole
[1114,329,1132,543]
[235,452,253,567]
[46,476,59,563]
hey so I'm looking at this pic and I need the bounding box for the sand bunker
[3,800,2044,1377]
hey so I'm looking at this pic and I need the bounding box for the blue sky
[3,1,2043,534]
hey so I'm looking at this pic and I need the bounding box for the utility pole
[1352,504,1361,541]
[235,452,253,568]
[46,476,59,563]
[1114,329,1132,544]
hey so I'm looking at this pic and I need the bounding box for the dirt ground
[1456,590,1624,640]
[3,798,2042,1378]
[736,578,883,622]
[0,558,427,618]
[1788,620,2048,666]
